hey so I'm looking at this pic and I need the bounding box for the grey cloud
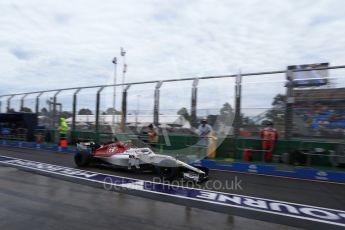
[10,48,34,60]
[54,13,72,25]
[152,10,177,22]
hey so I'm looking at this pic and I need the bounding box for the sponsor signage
[0,155,344,227]
[287,63,329,87]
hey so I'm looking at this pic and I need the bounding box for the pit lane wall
[0,139,344,184]
[70,131,344,167]
[71,131,339,153]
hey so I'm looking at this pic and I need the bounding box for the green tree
[60,111,73,119]
[106,107,121,115]
[177,107,191,122]
[40,107,48,115]
[219,102,235,126]
[20,107,32,113]
[78,108,93,115]
[241,114,255,125]
[265,94,286,125]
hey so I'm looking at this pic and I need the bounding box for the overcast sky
[1,0,345,114]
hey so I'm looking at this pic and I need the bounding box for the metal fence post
[153,81,163,126]
[285,70,294,140]
[121,84,131,130]
[35,92,44,115]
[20,94,28,111]
[7,95,15,112]
[52,90,62,128]
[95,87,105,132]
[191,78,199,127]
[72,89,81,131]
[234,72,242,137]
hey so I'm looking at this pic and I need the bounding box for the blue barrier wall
[192,159,345,183]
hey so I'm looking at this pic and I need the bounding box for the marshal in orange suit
[260,121,279,162]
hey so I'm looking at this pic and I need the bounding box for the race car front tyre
[74,151,93,167]
[196,166,209,176]
[156,159,180,181]
[195,166,209,183]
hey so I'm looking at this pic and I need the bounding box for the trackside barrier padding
[0,140,77,154]
[192,159,345,184]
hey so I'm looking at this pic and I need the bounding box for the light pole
[120,47,127,131]
[121,47,127,91]
[112,57,117,131]
[136,94,140,129]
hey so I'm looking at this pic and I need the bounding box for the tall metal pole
[20,94,28,111]
[153,81,163,126]
[72,89,81,131]
[95,87,105,132]
[121,47,127,92]
[121,84,131,131]
[120,47,127,132]
[35,92,44,114]
[52,90,62,128]
[112,57,117,130]
[285,70,294,140]
[191,78,199,127]
[7,95,15,113]
[234,71,242,137]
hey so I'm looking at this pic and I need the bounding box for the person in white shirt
[196,118,213,158]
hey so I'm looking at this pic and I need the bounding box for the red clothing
[260,127,279,162]
[260,127,279,141]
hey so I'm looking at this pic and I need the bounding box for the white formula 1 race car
[74,141,208,183]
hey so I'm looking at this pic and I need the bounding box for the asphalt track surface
[0,146,344,229]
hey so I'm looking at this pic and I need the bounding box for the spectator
[196,118,213,159]
[147,124,158,148]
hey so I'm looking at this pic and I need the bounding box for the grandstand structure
[293,87,345,138]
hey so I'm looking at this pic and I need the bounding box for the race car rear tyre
[74,151,93,167]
